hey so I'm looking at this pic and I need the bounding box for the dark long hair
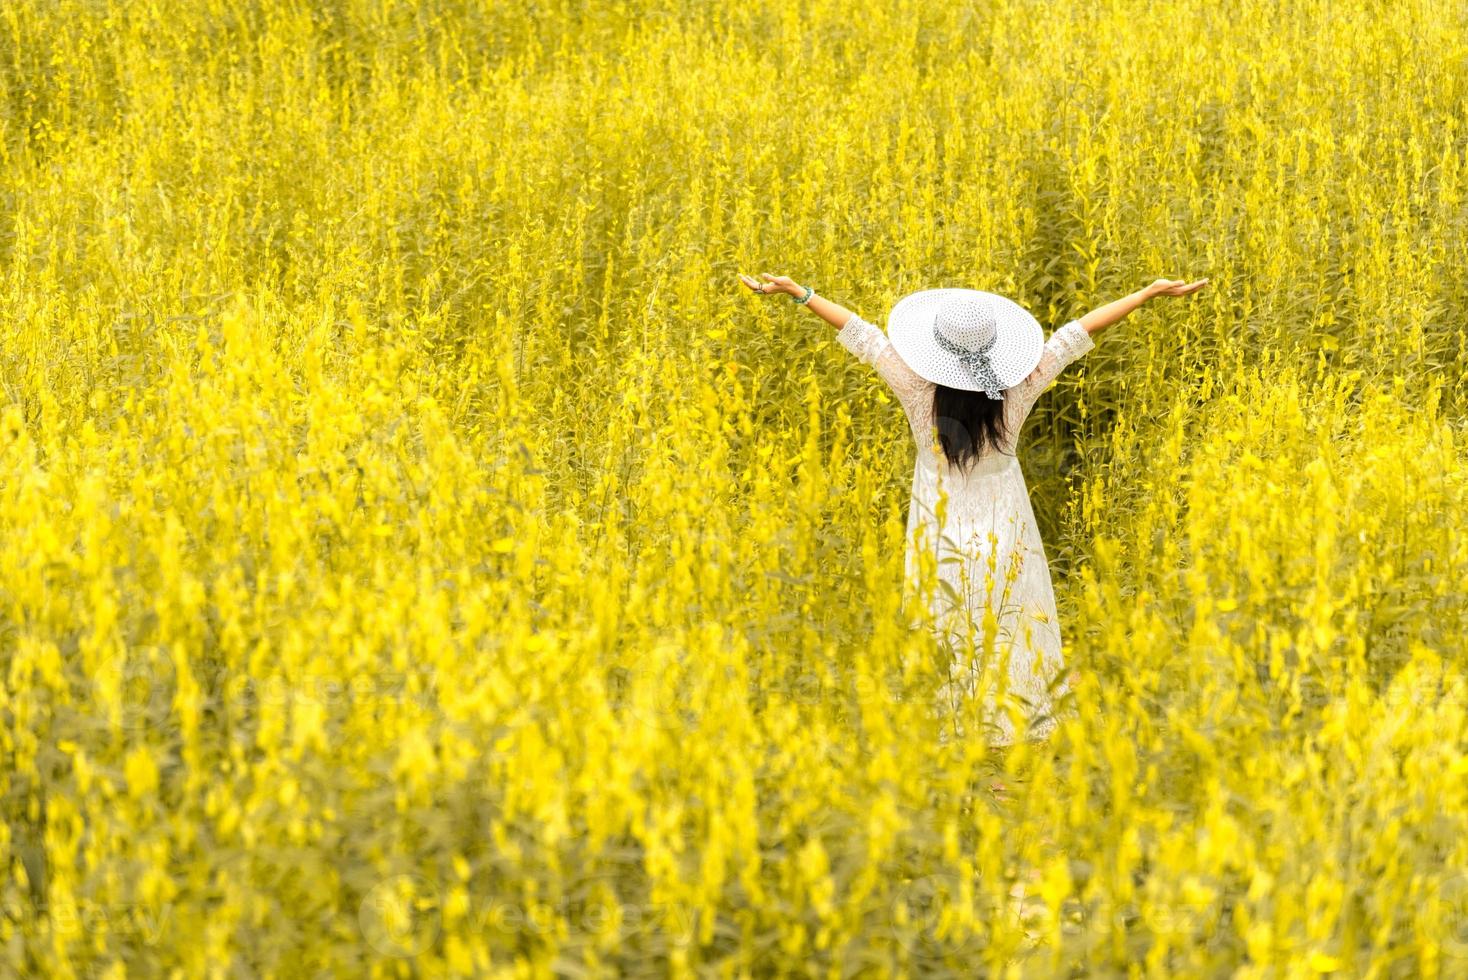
[932,384,1012,473]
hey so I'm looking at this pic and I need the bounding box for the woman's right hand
[1146,277,1210,298]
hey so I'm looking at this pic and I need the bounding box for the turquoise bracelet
[792,285,814,305]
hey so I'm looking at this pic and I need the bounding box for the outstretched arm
[737,272,854,331]
[1008,276,1210,418]
[1078,277,1209,338]
[737,271,931,412]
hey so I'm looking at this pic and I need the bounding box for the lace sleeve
[834,311,931,416]
[1008,319,1095,419]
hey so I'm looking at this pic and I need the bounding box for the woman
[739,272,1209,746]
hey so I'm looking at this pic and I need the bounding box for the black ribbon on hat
[932,326,1004,400]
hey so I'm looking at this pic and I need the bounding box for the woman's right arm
[1077,277,1210,338]
[1009,277,1210,415]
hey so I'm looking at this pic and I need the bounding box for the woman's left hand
[738,272,800,297]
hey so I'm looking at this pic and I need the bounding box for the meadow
[1,0,1467,975]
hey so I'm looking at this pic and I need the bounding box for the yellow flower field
[2,0,1466,975]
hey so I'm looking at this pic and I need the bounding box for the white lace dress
[835,312,1096,746]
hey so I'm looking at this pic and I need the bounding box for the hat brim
[885,288,1045,393]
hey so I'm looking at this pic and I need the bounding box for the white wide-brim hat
[887,288,1045,395]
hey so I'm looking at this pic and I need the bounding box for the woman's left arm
[737,272,931,409]
[737,272,854,330]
